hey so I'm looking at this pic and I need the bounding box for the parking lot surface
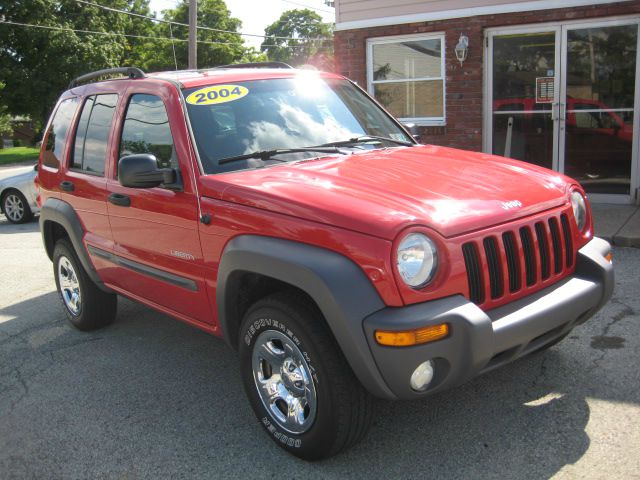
[1,215,639,479]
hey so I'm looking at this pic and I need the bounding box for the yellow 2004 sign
[186,84,248,105]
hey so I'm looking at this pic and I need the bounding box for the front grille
[534,222,551,280]
[519,227,536,286]
[560,214,574,268]
[462,242,484,305]
[549,217,563,273]
[502,231,521,293]
[462,211,575,309]
[483,237,503,299]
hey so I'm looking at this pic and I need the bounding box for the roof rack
[68,67,146,89]
[215,61,293,70]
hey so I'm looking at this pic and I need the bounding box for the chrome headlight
[396,233,438,288]
[570,190,587,232]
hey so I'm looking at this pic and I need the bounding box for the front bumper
[363,237,613,400]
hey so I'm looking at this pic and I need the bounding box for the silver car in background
[0,165,39,224]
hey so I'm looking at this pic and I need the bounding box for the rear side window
[43,98,79,169]
[120,94,177,170]
[72,94,118,175]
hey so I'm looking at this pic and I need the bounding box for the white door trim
[483,26,561,170]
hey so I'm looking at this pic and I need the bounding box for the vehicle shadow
[0,217,39,231]
[0,288,636,479]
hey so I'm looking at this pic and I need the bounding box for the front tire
[2,190,33,224]
[239,292,373,460]
[53,239,117,331]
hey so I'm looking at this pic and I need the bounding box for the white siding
[335,0,632,30]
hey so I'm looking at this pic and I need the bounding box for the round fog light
[410,360,435,392]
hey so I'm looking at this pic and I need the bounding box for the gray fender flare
[39,197,110,292]
[217,235,395,399]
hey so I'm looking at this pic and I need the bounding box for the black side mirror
[33,164,38,172]
[119,154,177,189]
[402,122,421,142]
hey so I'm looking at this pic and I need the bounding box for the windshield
[183,76,413,174]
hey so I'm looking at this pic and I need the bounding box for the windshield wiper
[218,147,346,165]
[316,135,414,148]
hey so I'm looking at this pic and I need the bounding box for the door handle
[59,181,75,192]
[108,193,131,207]
[551,102,559,122]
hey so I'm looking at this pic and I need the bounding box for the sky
[147,0,335,49]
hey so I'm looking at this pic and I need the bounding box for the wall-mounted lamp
[455,34,469,66]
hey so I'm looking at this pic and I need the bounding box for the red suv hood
[200,145,571,239]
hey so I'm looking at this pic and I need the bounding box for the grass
[0,146,40,165]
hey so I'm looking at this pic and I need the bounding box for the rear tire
[2,190,33,224]
[238,292,373,460]
[53,239,117,331]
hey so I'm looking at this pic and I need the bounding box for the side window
[43,98,79,169]
[71,94,118,175]
[120,94,177,170]
[369,34,445,125]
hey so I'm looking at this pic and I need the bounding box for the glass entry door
[488,20,640,203]
[560,23,638,200]
[490,29,561,171]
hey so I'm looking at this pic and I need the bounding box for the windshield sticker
[186,85,248,105]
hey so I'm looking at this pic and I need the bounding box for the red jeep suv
[36,64,613,460]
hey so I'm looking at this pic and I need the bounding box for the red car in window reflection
[494,97,631,141]
[493,97,632,194]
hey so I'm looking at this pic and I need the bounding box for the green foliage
[0,1,131,127]
[0,82,13,137]
[0,146,40,165]
[150,0,245,70]
[0,87,11,139]
[240,47,268,64]
[0,113,12,138]
[0,0,249,129]
[261,9,333,68]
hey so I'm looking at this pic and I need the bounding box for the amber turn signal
[375,323,449,347]
[605,252,613,263]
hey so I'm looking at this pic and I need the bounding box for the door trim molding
[87,245,198,291]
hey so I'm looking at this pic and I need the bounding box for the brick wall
[334,0,640,152]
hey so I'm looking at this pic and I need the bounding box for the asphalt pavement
[1,213,639,479]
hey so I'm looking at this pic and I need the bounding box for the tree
[0,83,12,138]
[0,0,249,130]
[151,0,245,71]
[0,0,138,128]
[261,9,333,68]
[239,47,268,64]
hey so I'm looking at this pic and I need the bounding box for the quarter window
[43,98,79,169]
[72,94,118,175]
[119,94,177,170]
[368,34,446,125]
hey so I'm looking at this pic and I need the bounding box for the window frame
[117,92,178,178]
[366,32,446,126]
[69,93,119,177]
[42,97,80,171]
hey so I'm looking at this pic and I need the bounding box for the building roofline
[335,0,633,31]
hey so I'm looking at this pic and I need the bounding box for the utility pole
[188,0,197,69]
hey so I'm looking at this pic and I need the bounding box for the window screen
[120,94,177,170]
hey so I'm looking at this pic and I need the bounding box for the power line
[270,17,334,27]
[280,0,334,14]
[0,19,314,49]
[75,0,327,42]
